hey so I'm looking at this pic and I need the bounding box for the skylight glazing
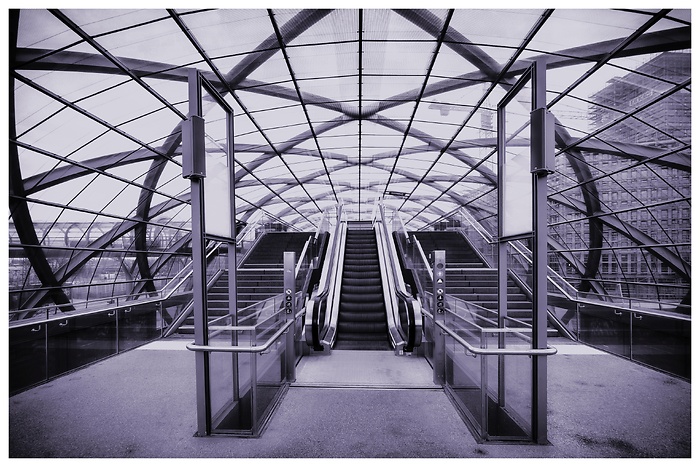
[8,8,690,314]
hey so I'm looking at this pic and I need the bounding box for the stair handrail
[161,240,223,299]
[235,210,264,245]
[168,228,320,338]
[457,207,584,301]
[237,209,303,239]
[162,268,227,337]
[375,201,423,352]
[234,208,305,268]
[457,207,689,321]
[503,235,689,320]
[11,238,226,327]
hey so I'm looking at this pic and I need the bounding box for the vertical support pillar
[284,251,296,382]
[227,101,237,307]
[497,58,552,443]
[496,92,508,410]
[531,58,553,445]
[432,250,446,385]
[227,87,239,404]
[183,69,210,437]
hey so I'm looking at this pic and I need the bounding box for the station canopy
[9,9,691,310]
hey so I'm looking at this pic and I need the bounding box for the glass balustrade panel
[577,303,631,358]
[117,303,162,352]
[46,310,118,378]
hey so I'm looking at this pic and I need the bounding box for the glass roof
[8,8,691,312]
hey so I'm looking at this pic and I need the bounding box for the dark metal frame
[183,68,237,436]
[9,8,689,328]
[497,58,551,444]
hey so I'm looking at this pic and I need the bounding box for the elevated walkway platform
[9,336,690,458]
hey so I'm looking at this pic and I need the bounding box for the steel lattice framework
[8,8,691,311]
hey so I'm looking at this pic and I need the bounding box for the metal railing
[8,209,321,395]
[375,201,424,353]
[423,304,556,442]
[186,308,304,355]
[7,241,229,394]
[186,302,305,436]
[420,207,691,380]
[304,204,346,350]
[456,206,690,315]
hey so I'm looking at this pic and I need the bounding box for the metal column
[183,69,209,437]
[183,69,238,437]
[496,58,553,444]
[530,58,554,445]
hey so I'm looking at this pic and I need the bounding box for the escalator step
[338,323,387,341]
[341,285,382,295]
[342,277,382,286]
[339,292,384,303]
[344,258,380,266]
[333,229,391,350]
[339,301,385,313]
[338,310,386,322]
[343,270,380,279]
[343,264,380,271]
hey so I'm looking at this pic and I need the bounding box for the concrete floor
[8,336,691,458]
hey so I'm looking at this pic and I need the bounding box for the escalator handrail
[295,234,314,278]
[374,222,406,350]
[412,235,434,282]
[318,223,347,348]
[376,202,423,351]
[304,205,345,349]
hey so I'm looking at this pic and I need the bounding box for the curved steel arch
[17,22,690,199]
[270,188,444,228]
[22,146,162,195]
[9,11,73,311]
[10,9,691,309]
[397,8,602,292]
[20,194,192,309]
[549,193,690,281]
[234,146,486,223]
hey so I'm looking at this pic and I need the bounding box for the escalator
[305,210,422,354]
[335,229,391,350]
